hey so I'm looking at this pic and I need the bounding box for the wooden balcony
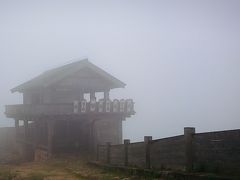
[5,99,135,119]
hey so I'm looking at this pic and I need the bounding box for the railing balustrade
[5,99,135,117]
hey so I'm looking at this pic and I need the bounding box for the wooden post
[90,91,96,100]
[47,120,55,158]
[24,120,28,140]
[14,119,19,139]
[104,90,110,100]
[96,144,99,161]
[79,90,84,100]
[89,120,97,154]
[23,119,31,160]
[106,142,111,164]
[33,120,38,149]
[184,127,195,172]
[124,139,130,166]
[144,136,152,169]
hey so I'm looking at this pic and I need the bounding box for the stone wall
[0,127,16,151]
[0,127,18,163]
[0,127,36,162]
[97,128,240,174]
[150,135,185,170]
[128,142,146,168]
[193,129,240,173]
[110,144,125,166]
[98,145,107,163]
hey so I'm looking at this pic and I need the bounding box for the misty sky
[0,0,240,141]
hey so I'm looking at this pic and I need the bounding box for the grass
[0,155,154,180]
[24,172,46,180]
[0,168,17,180]
[0,155,237,180]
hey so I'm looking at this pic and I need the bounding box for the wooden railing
[5,99,135,118]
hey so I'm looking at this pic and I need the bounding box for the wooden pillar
[90,91,96,100]
[23,119,31,161]
[124,139,130,166]
[79,90,84,100]
[15,119,19,128]
[14,119,19,139]
[33,120,38,148]
[96,144,99,161]
[184,127,195,172]
[88,121,93,153]
[106,142,111,164]
[104,90,110,100]
[89,119,97,154]
[47,120,55,158]
[144,136,152,169]
[24,120,28,140]
[118,119,123,144]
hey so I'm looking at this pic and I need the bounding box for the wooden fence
[96,127,240,174]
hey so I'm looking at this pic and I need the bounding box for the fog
[0,0,240,141]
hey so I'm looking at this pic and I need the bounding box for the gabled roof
[11,59,126,93]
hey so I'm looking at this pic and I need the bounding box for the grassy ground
[0,154,236,180]
[0,155,161,180]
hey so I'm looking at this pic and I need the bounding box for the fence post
[124,139,130,166]
[184,127,195,172]
[144,136,152,169]
[106,142,111,164]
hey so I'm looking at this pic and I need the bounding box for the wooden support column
[47,120,55,158]
[24,120,28,140]
[79,90,84,100]
[96,144,99,161]
[104,90,110,100]
[89,119,97,154]
[33,120,38,148]
[23,119,31,161]
[90,91,96,100]
[144,136,152,169]
[14,119,19,139]
[118,119,123,144]
[106,142,111,164]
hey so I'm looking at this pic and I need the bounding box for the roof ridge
[43,58,88,74]
[11,59,125,93]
